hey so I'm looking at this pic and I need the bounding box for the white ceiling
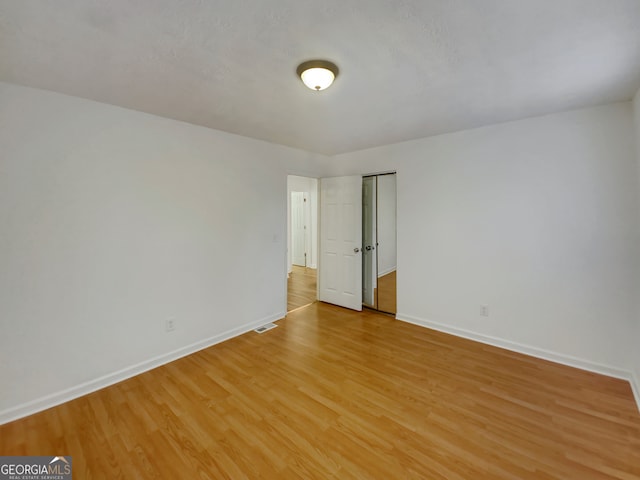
[1,1,640,155]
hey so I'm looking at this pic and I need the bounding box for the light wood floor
[287,265,316,312]
[1,302,639,479]
[376,270,397,314]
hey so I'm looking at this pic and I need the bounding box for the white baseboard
[396,312,634,384]
[0,312,285,426]
[377,266,396,277]
[397,312,640,413]
[631,370,640,413]
[4,311,638,424]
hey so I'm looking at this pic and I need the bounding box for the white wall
[330,103,639,375]
[0,82,329,422]
[3,81,639,421]
[287,175,318,271]
[632,88,640,403]
[362,176,377,304]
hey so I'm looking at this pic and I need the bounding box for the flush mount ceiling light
[297,60,339,91]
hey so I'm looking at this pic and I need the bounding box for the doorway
[291,191,309,267]
[316,173,397,314]
[287,175,318,312]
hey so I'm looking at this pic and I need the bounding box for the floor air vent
[254,323,278,334]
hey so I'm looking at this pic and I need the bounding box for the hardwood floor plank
[1,302,639,478]
[376,269,397,313]
[287,265,317,311]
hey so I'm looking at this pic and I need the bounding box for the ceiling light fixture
[297,60,339,91]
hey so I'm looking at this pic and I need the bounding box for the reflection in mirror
[362,177,377,308]
[376,174,396,313]
[362,173,396,314]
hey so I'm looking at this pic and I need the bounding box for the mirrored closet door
[362,173,396,314]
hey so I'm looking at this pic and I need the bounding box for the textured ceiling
[1,0,640,155]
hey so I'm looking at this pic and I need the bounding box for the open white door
[319,176,362,311]
[291,192,306,266]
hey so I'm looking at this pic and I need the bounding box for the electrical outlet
[165,318,176,332]
[480,305,489,317]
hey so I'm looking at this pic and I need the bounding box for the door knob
[354,247,360,253]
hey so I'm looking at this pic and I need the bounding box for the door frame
[284,170,398,315]
[291,191,310,267]
[287,176,319,275]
